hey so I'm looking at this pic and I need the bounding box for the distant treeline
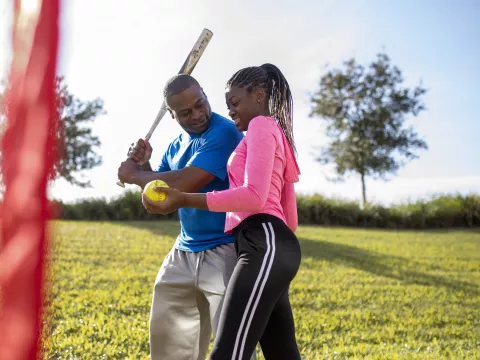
[47,191,480,229]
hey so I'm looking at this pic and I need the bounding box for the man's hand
[128,138,153,165]
[118,158,141,184]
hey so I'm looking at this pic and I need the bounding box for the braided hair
[226,63,296,156]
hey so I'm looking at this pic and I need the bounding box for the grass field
[43,221,480,359]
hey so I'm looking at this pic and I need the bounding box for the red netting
[0,0,60,359]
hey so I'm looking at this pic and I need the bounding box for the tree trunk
[361,173,367,207]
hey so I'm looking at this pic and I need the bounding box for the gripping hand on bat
[128,139,152,165]
[117,139,153,185]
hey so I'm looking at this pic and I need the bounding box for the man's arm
[120,118,242,193]
[146,118,243,193]
[121,137,208,191]
[140,162,153,171]
[133,165,215,192]
[118,159,215,192]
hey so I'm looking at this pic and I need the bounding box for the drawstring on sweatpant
[194,251,205,287]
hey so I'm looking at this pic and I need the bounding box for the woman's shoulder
[250,115,276,125]
[249,116,282,135]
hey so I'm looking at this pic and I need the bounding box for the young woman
[142,63,302,360]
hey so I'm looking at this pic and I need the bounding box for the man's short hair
[163,74,200,104]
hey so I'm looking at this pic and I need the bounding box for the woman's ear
[254,87,267,103]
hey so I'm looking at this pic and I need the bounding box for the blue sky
[1,0,479,204]
[361,0,480,177]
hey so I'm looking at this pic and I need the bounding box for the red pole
[0,0,60,359]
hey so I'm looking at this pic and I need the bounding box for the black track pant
[209,213,302,360]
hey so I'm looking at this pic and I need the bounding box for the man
[117,74,255,360]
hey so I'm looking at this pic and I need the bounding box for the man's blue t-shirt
[156,112,244,252]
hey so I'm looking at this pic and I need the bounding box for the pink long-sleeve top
[206,116,301,234]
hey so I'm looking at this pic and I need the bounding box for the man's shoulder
[206,112,243,139]
[210,112,238,130]
[163,133,183,152]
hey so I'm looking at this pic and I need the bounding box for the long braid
[226,64,296,155]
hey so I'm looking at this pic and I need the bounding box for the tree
[0,76,105,189]
[51,76,105,187]
[309,52,428,206]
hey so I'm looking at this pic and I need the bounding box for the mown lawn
[43,221,480,359]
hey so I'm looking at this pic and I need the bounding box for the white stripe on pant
[209,213,301,360]
[232,222,276,359]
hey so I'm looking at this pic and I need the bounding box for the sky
[1,0,479,205]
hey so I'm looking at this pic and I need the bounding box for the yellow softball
[143,179,169,202]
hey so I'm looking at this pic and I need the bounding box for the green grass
[43,221,480,359]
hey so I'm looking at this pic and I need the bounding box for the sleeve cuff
[206,191,216,211]
[206,190,226,212]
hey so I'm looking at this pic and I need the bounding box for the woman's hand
[142,186,185,214]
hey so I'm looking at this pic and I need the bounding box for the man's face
[167,85,212,134]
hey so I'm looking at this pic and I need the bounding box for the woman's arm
[141,117,280,215]
[142,188,209,214]
[206,117,277,212]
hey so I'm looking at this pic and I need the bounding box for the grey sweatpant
[149,243,257,360]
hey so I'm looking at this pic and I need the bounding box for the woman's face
[225,85,265,131]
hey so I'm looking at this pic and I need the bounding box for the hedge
[48,191,480,229]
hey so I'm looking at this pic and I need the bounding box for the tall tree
[51,76,105,187]
[309,52,428,205]
[0,76,105,189]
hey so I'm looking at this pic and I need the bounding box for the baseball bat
[117,28,213,187]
